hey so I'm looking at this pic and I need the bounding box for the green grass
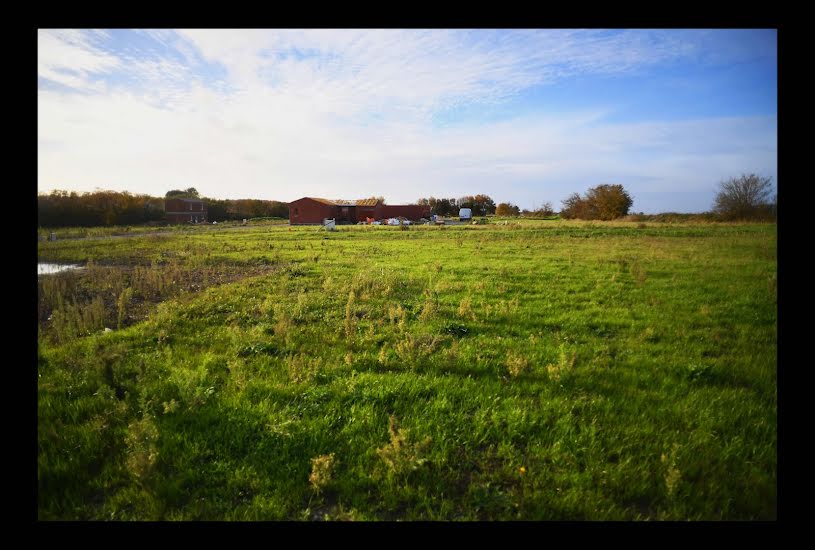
[37,220,776,520]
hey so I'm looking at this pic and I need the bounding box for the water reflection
[38,263,82,275]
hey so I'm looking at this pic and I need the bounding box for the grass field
[37,220,777,520]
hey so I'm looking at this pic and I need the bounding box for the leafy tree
[713,174,775,221]
[37,189,291,227]
[560,185,632,220]
[417,197,459,217]
[584,184,633,220]
[38,190,164,227]
[495,202,520,216]
[203,197,289,222]
[560,192,587,219]
[458,194,496,216]
[165,187,199,198]
[473,194,496,215]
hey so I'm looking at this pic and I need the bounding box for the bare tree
[536,201,555,217]
[713,174,774,220]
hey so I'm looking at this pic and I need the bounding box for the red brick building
[289,197,430,225]
[165,198,208,224]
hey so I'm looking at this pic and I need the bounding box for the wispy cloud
[38,29,121,91]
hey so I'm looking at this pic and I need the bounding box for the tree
[166,187,199,199]
[560,192,586,219]
[457,194,495,216]
[38,189,164,227]
[584,184,633,220]
[536,202,555,217]
[473,194,497,216]
[713,174,774,221]
[495,202,520,216]
[560,184,632,220]
[417,196,458,217]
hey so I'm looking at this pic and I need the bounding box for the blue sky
[37,29,777,213]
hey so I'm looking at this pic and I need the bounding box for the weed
[345,291,357,345]
[376,416,431,477]
[272,303,293,341]
[394,333,445,368]
[286,353,320,384]
[309,453,336,494]
[631,262,647,287]
[162,399,179,415]
[661,444,682,498]
[387,303,408,331]
[125,414,159,482]
[506,352,529,378]
[419,290,438,321]
[117,287,133,329]
[458,296,476,321]
[547,344,576,382]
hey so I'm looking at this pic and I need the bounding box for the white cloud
[37,29,777,212]
[38,29,121,91]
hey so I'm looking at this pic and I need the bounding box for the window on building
[294,208,299,215]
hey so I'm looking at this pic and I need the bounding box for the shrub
[376,416,431,477]
[125,415,159,481]
[561,184,633,220]
[713,174,775,221]
[309,453,336,494]
[506,352,529,378]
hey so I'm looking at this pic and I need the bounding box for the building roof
[302,197,379,207]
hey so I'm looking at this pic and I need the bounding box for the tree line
[38,174,775,228]
[418,175,775,222]
[416,195,497,217]
[38,188,290,228]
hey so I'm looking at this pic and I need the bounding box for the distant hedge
[38,190,290,227]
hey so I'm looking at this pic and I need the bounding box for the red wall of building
[289,198,338,224]
[355,205,382,222]
[165,199,207,224]
[288,198,430,224]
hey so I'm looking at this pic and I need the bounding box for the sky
[37,29,777,213]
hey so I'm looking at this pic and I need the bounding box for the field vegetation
[37,220,776,520]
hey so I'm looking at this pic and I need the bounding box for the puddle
[38,263,83,275]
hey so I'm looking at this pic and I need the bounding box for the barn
[165,198,208,224]
[289,197,430,225]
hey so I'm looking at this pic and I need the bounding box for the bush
[495,202,521,217]
[560,184,633,220]
[713,174,775,221]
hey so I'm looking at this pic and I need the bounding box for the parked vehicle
[459,208,472,221]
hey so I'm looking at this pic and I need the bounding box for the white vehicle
[459,208,472,221]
